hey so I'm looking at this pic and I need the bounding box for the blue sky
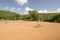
[0,0,60,14]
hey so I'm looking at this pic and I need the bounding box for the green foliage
[23,10,40,21]
[29,10,40,21]
[0,10,60,23]
[21,11,60,23]
[40,13,60,23]
[51,14,60,23]
[0,10,21,20]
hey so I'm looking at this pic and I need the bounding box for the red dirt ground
[0,20,60,40]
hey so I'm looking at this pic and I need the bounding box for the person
[34,15,41,28]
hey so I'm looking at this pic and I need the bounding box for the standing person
[36,13,41,28]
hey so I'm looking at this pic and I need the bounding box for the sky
[0,0,60,14]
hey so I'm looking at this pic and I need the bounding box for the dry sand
[0,20,60,40]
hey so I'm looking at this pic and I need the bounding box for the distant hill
[39,13,60,23]
[0,10,21,20]
[0,10,60,23]
[22,13,60,23]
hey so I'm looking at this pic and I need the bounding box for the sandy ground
[0,20,60,40]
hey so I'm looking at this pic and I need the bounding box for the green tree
[28,10,41,27]
[52,14,60,23]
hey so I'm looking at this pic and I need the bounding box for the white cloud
[24,11,28,14]
[1,6,60,14]
[50,9,60,13]
[24,7,48,14]
[4,7,9,10]
[11,7,15,10]
[17,8,21,11]
[25,7,34,11]
[38,9,48,13]
[56,9,60,13]
[3,7,15,12]
[10,7,15,12]
[44,10,47,13]
[24,7,34,14]
[14,0,28,5]
[38,10,43,13]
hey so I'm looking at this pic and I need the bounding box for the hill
[22,13,60,23]
[0,10,60,23]
[0,10,20,20]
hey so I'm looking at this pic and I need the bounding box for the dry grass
[0,20,60,40]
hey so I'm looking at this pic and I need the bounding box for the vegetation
[0,10,21,20]
[23,13,60,23]
[0,10,60,23]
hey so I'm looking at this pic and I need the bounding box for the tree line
[0,10,60,23]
